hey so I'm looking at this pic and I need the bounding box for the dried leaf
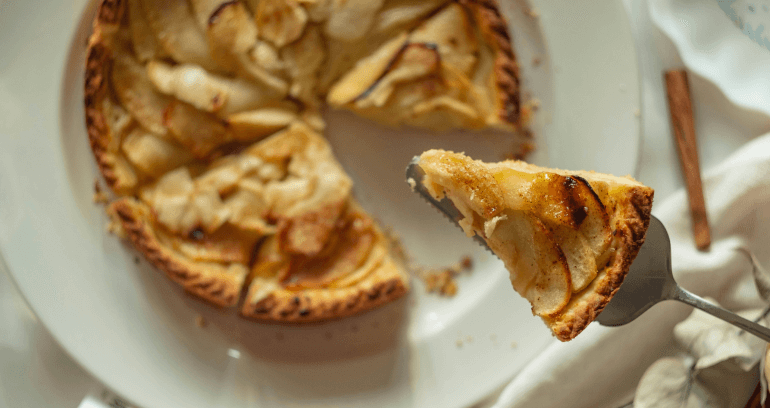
[737,247,770,302]
[635,356,722,408]
[674,304,765,371]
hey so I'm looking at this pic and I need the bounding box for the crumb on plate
[93,179,109,204]
[525,98,541,112]
[419,254,474,297]
[105,204,126,238]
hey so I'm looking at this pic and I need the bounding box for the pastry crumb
[634,108,641,117]
[532,56,541,67]
[456,339,464,348]
[195,315,207,328]
[466,335,473,343]
[393,229,475,299]
[105,204,126,238]
[510,341,518,349]
[525,98,541,112]
[424,269,457,296]
[407,177,417,191]
[419,255,474,297]
[93,179,109,204]
[460,256,472,270]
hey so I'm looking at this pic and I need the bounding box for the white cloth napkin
[491,133,770,408]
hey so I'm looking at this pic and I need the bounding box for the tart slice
[414,150,653,341]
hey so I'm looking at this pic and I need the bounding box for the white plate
[650,0,770,117]
[0,1,639,407]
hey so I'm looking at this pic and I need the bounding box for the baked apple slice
[202,0,290,93]
[139,0,219,71]
[146,60,281,115]
[126,0,165,62]
[494,169,612,292]
[110,53,172,137]
[490,210,572,316]
[121,128,193,179]
[414,150,653,341]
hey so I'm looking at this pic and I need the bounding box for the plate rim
[0,0,642,407]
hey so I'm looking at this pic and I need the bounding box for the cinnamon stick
[665,70,711,251]
[742,381,764,408]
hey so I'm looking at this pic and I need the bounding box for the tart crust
[84,0,124,194]
[240,271,409,323]
[111,197,246,307]
[461,0,521,125]
[416,150,653,341]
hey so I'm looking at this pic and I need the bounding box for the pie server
[406,157,770,342]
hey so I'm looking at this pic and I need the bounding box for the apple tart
[415,150,654,341]
[85,0,521,320]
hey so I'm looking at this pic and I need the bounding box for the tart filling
[416,150,653,340]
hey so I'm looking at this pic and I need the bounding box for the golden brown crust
[461,0,521,126]
[543,187,654,341]
[96,0,126,25]
[84,4,120,192]
[111,198,246,307]
[241,199,411,322]
[240,270,409,323]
